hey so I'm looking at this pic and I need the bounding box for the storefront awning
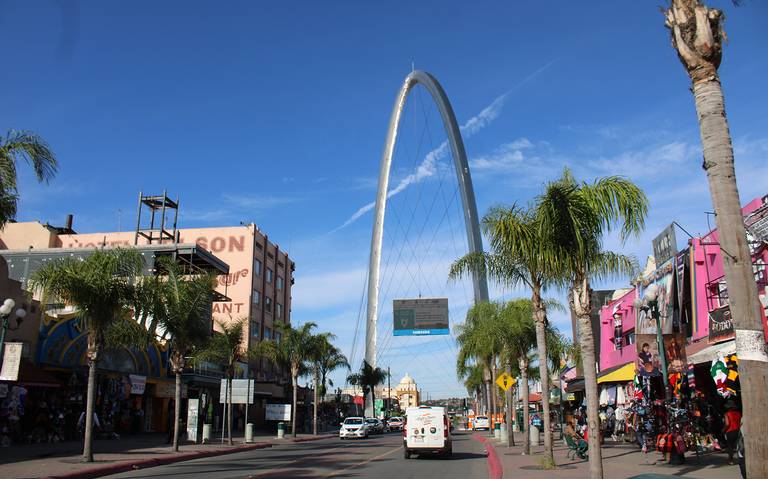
[597,362,635,384]
[688,339,736,365]
[565,378,584,392]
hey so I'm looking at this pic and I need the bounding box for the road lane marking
[245,438,368,478]
[322,445,402,478]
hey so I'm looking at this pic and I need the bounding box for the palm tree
[536,169,646,479]
[497,299,537,453]
[665,2,767,475]
[28,248,143,462]
[0,130,58,228]
[346,360,388,417]
[135,258,217,451]
[256,321,317,438]
[311,336,349,434]
[455,302,502,418]
[450,205,563,465]
[462,363,485,412]
[196,318,249,445]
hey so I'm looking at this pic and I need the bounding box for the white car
[339,417,369,439]
[388,417,404,431]
[404,406,452,458]
[473,415,490,431]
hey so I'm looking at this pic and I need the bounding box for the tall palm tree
[28,248,143,462]
[450,205,563,465]
[346,360,388,417]
[0,130,58,228]
[135,258,217,452]
[462,363,485,412]
[311,336,349,434]
[455,302,501,418]
[196,318,250,445]
[536,169,646,479]
[256,321,317,438]
[665,2,767,475]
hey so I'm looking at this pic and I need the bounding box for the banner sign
[708,305,734,343]
[393,298,449,336]
[265,403,291,421]
[129,374,146,395]
[637,259,675,335]
[0,343,23,381]
[187,399,199,443]
[653,224,678,266]
[219,379,255,404]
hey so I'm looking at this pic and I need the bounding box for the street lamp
[1,298,27,370]
[633,285,668,389]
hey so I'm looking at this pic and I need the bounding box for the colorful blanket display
[710,354,739,398]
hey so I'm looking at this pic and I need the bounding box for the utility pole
[387,366,391,418]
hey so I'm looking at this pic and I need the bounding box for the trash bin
[245,423,254,443]
[494,422,501,439]
[277,422,285,439]
[529,425,540,446]
[202,424,212,444]
[516,412,525,433]
[499,423,508,445]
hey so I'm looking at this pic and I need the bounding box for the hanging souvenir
[711,354,739,397]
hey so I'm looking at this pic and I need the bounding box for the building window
[253,290,260,304]
[254,259,262,276]
[265,297,272,313]
[264,328,272,340]
[276,303,283,319]
[276,276,284,290]
[266,268,273,284]
[251,322,260,340]
[275,332,282,343]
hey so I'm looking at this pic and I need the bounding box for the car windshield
[477,416,488,420]
[365,419,377,423]
[344,418,363,425]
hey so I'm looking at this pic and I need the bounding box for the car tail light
[403,421,407,438]
[444,415,448,438]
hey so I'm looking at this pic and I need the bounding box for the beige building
[379,373,420,410]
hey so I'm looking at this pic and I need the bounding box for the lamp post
[0,298,27,370]
[633,285,668,389]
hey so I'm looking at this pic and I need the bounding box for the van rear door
[406,407,446,449]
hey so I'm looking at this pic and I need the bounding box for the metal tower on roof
[134,190,179,245]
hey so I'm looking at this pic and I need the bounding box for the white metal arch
[365,71,490,374]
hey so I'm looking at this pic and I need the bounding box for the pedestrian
[723,400,742,465]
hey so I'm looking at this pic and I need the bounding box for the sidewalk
[1,430,338,479]
[483,431,742,479]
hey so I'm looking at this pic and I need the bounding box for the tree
[346,360,388,418]
[311,336,349,434]
[196,318,249,445]
[450,205,562,465]
[28,248,143,462]
[665,2,768,475]
[0,129,58,228]
[256,321,317,438]
[455,302,502,419]
[536,169,646,479]
[135,258,217,451]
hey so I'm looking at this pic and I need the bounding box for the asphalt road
[106,431,490,479]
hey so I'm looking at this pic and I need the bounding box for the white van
[403,406,452,458]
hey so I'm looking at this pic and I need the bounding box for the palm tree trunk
[82,359,97,462]
[506,359,515,447]
[173,371,182,452]
[483,366,492,416]
[519,357,531,456]
[572,279,603,479]
[313,370,319,435]
[292,373,299,438]
[490,359,498,429]
[665,4,768,475]
[227,374,233,446]
[532,289,554,466]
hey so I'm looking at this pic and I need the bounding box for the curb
[40,442,272,479]
[474,434,503,479]
[291,433,337,443]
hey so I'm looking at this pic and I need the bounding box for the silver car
[339,417,369,439]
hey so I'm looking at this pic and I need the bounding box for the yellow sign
[495,373,516,391]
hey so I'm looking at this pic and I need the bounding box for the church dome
[397,373,417,389]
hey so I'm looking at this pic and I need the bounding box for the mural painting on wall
[637,259,675,335]
[662,333,687,374]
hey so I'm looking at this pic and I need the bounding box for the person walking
[723,401,742,466]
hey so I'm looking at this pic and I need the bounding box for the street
[106,431,489,479]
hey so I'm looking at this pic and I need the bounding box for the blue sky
[2,1,767,398]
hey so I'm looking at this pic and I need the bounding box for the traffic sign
[496,372,516,391]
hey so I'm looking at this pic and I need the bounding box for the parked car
[404,406,452,458]
[339,417,369,439]
[365,417,384,434]
[388,417,404,431]
[473,415,490,431]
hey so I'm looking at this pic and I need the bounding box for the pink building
[599,289,639,371]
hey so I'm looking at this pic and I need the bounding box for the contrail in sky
[331,59,557,233]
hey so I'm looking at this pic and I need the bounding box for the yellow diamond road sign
[496,373,515,391]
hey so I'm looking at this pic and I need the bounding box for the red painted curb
[473,434,503,479]
[39,442,272,479]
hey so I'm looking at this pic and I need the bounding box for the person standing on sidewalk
[723,401,742,466]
